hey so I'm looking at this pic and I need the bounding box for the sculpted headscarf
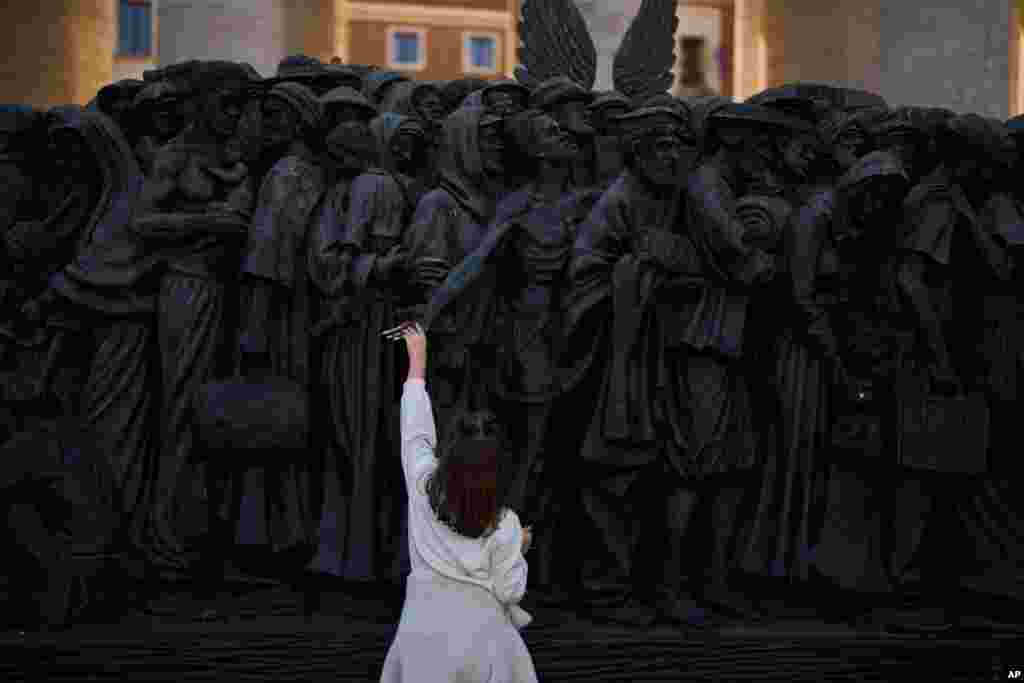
[834,150,908,240]
[370,112,426,173]
[45,110,144,250]
[380,81,440,117]
[266,82,323,137]
[437,106,498,222]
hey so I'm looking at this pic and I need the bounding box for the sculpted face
[414,90,444,123]
[326,104,371,132]
[636,132,685,188]
[261,96,299,149]
[553,100,594,138]
[485,90,525,117]
[151,100,182,140]
[326,120,374,172]
[851,177,904,225]
[390,131,425,172]
[835,126,868,171]
[530,115,579,162]
[479,121,505,175]
[206,87,246,140]
[591,104,629,135]
[781,132,817,181]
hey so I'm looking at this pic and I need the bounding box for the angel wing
[515,0,597,91]
[613,0,679,103]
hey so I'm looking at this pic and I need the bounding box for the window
[118,0,153,57]
[387,27,426,70]
[463,33,499,75]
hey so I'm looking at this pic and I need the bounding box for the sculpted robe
[236,153,325,553]
[403,107,503,435]
[308,165,421,581]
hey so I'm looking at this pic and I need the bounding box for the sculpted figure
[0,105,44,326]
[132,81,185,176]
[363,70,410,109]
[130,61,259,568]
[380,81,444,188]
[806,153,925,611]
[587,92,632,188]
[403,107,509,434]
[547,106,707,625]
[439,78,489,117]
[311,113,429,582]
[460,80,530,118]
[91,79,147,147]
[530,78,598,190]
[680,104,813,617]
[5,109,155,612]
[306,89,379,578]
[422,110,600,582]
[236,82,326,553]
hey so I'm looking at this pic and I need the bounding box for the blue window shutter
[119,0,152,56]
[394,32,420,65]
[470,37,495,69]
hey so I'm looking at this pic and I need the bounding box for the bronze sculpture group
[1,0,1021,633]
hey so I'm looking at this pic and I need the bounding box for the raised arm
[386,322,434,488]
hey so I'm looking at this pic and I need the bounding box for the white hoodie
[400,379,532,629]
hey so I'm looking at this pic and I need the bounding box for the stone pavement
[0,579,1020,682]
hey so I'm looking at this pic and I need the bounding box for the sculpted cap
[613,105,697,144]
[321,86,378,120]
[530,76,594,111]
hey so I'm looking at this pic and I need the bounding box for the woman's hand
[384,321,427,380]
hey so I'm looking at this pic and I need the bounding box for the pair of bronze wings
[515,0,679,103]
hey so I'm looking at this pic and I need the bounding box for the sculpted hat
[267,82,323,134]
[709,102,815,134]
[589,91,632,113]
[313,64,365,92]
[133,81,181,110]
[530,76,594,110]
[747,84,828,126]
[364,70,410,104]
[267,54,326,85]
[97,79,147,107]
[320,86,378,120]
[839,150,908,192]
[482,79,531,100]
[613,105,697,144]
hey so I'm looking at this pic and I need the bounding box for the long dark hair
[425,409,507,539]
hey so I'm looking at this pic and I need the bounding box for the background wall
[0,0,116,107]
[878,0,1010,117]
[158,0,287,77]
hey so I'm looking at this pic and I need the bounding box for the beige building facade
[1,0,1023,118]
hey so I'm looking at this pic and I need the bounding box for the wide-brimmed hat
[709,102,815,134]
[613,105,697,144]
[530,76,594,110]
[320,86,378,120]
[363,70,410,104]
[313,64,365,92]
[265,55,326,86]
[133,81,182,110]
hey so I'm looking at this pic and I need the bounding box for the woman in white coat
[380,321,539,683]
